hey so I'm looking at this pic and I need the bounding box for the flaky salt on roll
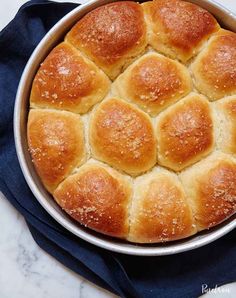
[191,29,236,100]
[128,168,197,243]
[89,97,156,175]
[156,93,214,171]
[27,109,86,192]
[142,0,219,62]
[30,42,110,114]
[66,1,147,79]
[180,152,236,230]
[54,162,132,238]
[112,52,192,116]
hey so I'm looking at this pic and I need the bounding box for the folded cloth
[0,1,235,297]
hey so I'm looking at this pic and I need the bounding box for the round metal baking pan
[14,0,236,256]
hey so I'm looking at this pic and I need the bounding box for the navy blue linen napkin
[0,1,235,297]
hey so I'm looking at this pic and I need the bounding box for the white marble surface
[0,193,117,298]
[0,1,236,298]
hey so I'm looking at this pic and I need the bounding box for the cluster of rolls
[27,0,236,243]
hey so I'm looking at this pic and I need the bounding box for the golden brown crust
[214,96,236,155]
[30,42,110,114]
[27,109,85,192]
[191,29,236,100]
[180,152,236,230]
[89,98,156,175]
[128,169,197,243]
[66,1,147,79]
[156,93,214,171]
[112,52,192,116]
[143,0,219,62]
[54,163,132,238]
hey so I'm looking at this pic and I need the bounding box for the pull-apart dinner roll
[156,93,214,171]
[142,0,219,62]
[128,168,197,243]
[213,96,236,155]
[191,30,236,100]
[89,98,156,175]
[66,1,147,79]
[180,152,236,230]
[112,52,192,116]
[27,109,86,193]
[30,42,110,114]
[54,162,132,238]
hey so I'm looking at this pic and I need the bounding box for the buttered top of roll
[180,152,236,230]
[54,162,132,238]
[156,93,214,171]
[142,0,219,62]
[112,52,192,116]
[89,97,156,175]
[66,1,147,79]
[128,169,196,243]
[30,42,110,114]
[191,30,236,100]
[27,109,85,193]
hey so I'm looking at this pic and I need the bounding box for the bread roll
[27,109,85,192]
[112,52,192,116]
[213,96,236,155]
[54,162,132,238]
[180,152,236,230]
[128,168,197,243]
[156,93,214,171]
[142,0,219,62]
[30,42,110,114]
[66,2,147,79]
[89,97,156,175]
[191,29,236,100]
